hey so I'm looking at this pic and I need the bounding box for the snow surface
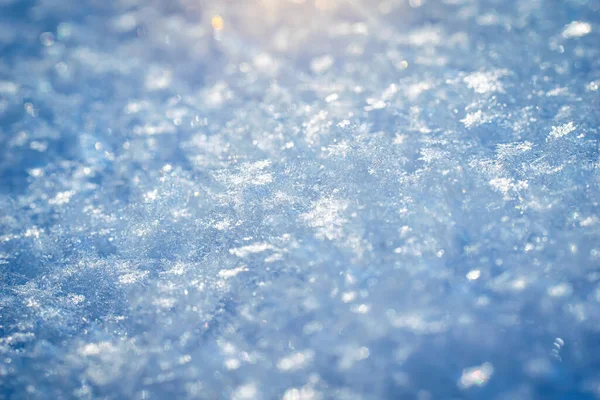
[0,0,599,398]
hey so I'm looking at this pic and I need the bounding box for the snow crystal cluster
[1,0,599,398]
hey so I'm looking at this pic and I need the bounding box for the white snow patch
[562,21,592,38]
[461,110,490,128]
[547,122,576,141]
[301,197,348,240]
[229,242,274,258]
[464,70,507,93]
[218,266,249,279]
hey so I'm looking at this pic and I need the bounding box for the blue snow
[1,0,600,399]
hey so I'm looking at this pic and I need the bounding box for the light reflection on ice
[0,0,598,398]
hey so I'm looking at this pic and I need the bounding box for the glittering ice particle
[310,55,334,74]
[458,362,494,389]
[463,70,507,94]
[562,21,592,38]
[39,32,55,46]
[547,122,576,141]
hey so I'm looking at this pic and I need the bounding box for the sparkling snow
[1,0,600,399]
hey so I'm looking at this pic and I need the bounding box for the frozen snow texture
[1,0,600,399]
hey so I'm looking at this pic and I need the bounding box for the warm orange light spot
[315,0,335,10]
[211,15,224,31]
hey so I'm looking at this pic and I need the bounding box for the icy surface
[1,0,600,399]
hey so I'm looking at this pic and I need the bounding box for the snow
[1,0,600,399]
